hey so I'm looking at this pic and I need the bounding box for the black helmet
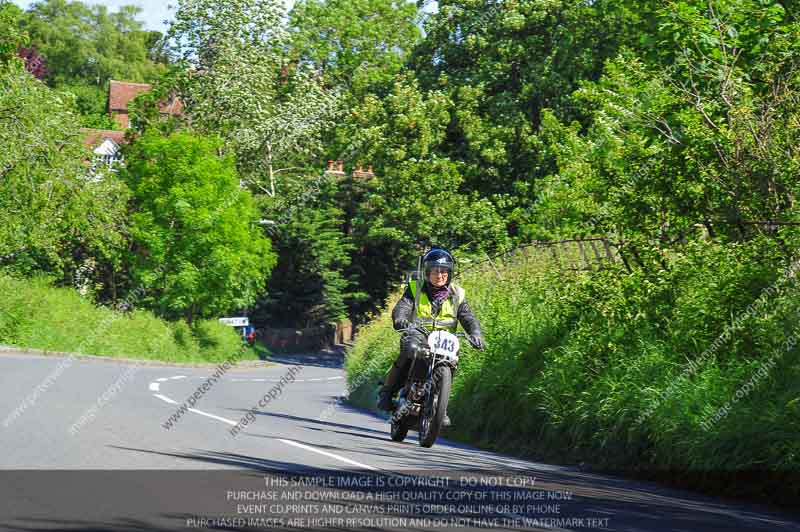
[422,247,455,286]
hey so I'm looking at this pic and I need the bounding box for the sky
[13,0,177,31]
[13,0,436,33]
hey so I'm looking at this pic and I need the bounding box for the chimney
[352,163,375,181]
[325,159,346,178]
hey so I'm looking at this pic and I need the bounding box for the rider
[377,247,485,426]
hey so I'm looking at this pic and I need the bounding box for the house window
[85,138,123,182]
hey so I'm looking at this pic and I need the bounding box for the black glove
[468,334,485,350]
[394,319,411,331]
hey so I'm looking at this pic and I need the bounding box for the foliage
[18,0,168,125]
[121,131,277,322]
[0,58,129,286]
[289,0,420,94]
[60,82,118,129]
[168,0,341,198]
[17,46,48,79]
[127,66,186,135]
[0,1,26,63]
[164,0,354,326]
[409,0,659,203]
[529,1,800,257]
[256,175,359,327]
[334,75,511,313]
[20,0,167,86]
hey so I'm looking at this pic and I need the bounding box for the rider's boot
[377,361,405,411]
[377,390,394,411]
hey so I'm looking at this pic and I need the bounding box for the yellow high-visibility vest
[409,279,465,332]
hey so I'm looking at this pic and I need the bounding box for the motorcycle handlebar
[395,323,477,347]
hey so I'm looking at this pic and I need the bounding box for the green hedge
[346,238,800,504]
[0,275,256,363]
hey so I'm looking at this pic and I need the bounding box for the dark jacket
[391,281,482,337]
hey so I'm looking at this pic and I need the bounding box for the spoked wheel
[419,365,452,448]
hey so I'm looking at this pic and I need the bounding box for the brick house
[107,80,183,129]
[82,81,182,177]
[108,80,152,129]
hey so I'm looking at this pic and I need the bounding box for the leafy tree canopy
[122,131,277,322]
[0,56,129,286]
[19,0,168,125]
[289,0,421,95]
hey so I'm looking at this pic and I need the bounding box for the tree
[289,0,420,94]
[337,76,511,312]
[168,0,341,199]
[19,0,168,125]
[21,0,167,85]
[0,47,129,287]
[122,131,277,322]
[0,1,25,63]
[529,0,800,259]
[255,176,359,327]
[17,46,47,79]
[409,0,661,208]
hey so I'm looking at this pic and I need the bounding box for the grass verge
[0,275,259,363]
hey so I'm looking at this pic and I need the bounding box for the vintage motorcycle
[388,323,474,448]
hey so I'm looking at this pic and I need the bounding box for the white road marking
[278,438,381,471]
[156,377,168,382]
[182,376,344,383]
[153,393,177,404]
[171,375,187,380]
[186,407,237,426]
[153,392,237,426]
[150,374,382,473]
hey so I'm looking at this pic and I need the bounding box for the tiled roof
[108,80,152,112]
[81,128,128,147]
[158,95,184,115]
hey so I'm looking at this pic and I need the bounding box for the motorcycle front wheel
[419,365,452,448]
[390,416,410,442]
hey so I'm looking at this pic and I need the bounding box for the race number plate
[428,330,460,361]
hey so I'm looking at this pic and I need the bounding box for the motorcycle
[388,323,474,448]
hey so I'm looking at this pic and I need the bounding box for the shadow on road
[266,351,345,369]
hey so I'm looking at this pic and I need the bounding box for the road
[0,349,798,532]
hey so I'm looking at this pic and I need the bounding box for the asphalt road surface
[0,349,798,532]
